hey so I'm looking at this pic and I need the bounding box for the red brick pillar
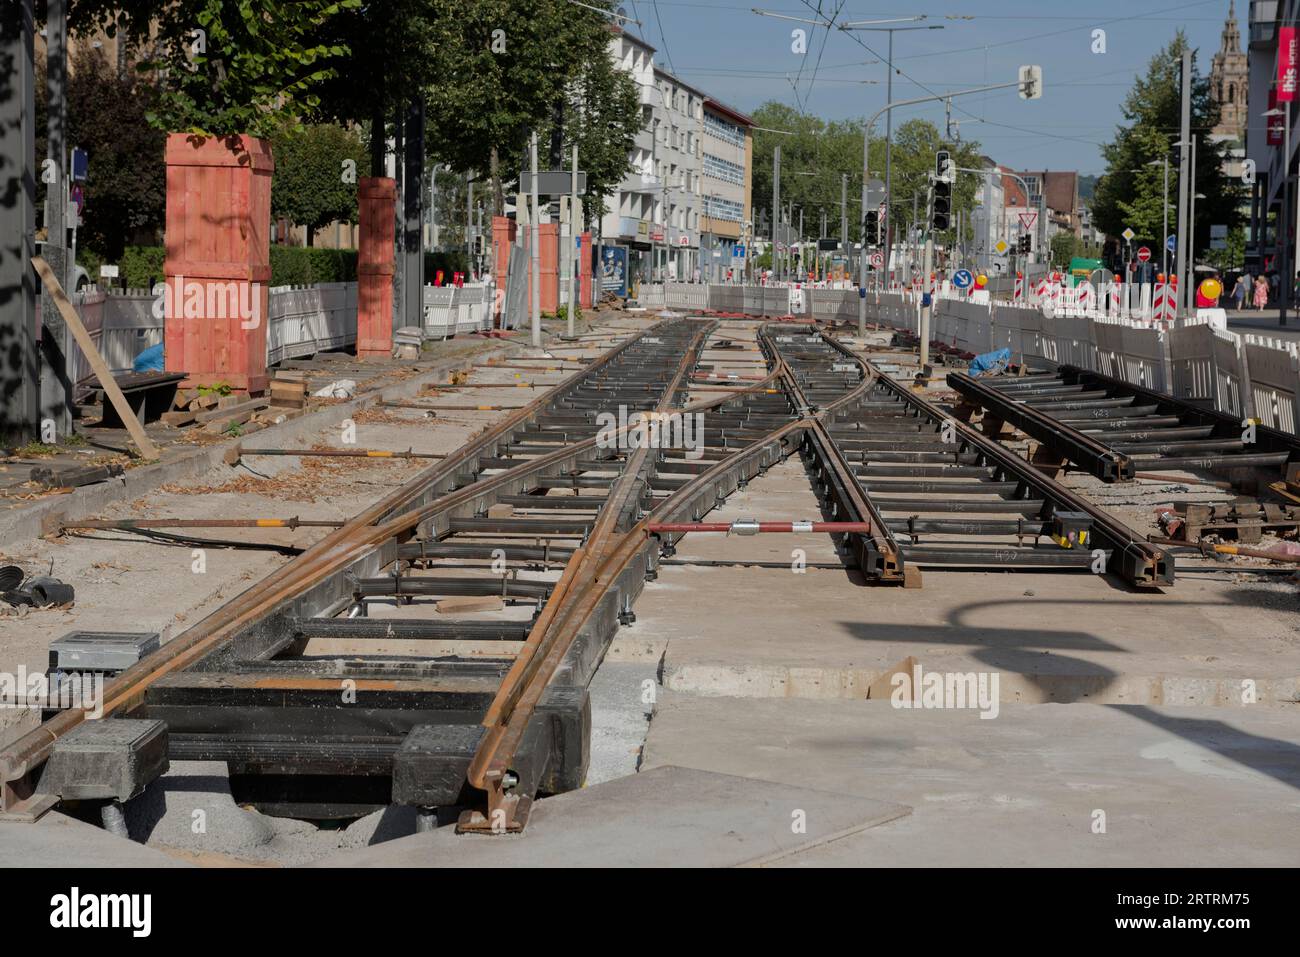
[163,134,273,394]
[357,177,397,357]
[579,231,592,309]
[492,215,516,325]
[539,222,559,314]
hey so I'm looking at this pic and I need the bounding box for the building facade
[601,26,751,284]
[700,99,754,282]
[1243,0,1295,276]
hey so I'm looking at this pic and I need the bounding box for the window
[703,112,746,148]
[703,195,744,223]
[703,152,744,186]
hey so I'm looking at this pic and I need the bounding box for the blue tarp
[132,342,164,373]
[969,348,1011,376]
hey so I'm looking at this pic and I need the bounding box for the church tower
[1210,1,1248,139]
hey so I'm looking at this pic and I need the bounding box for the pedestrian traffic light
[932,181,951,231]
[864,209,880,245]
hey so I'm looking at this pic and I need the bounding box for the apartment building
[601,26,751,284]
[700,98,754,282]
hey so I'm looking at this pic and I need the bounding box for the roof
[704,97,754,127]
[609,23,656,53]
[653,66,707,99]
[1016,170,1080,214]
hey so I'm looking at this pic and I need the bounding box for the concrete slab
[0,811,192,867]
[641,692,1300,866]
[619,456,1300,706]
[311,765,910,867]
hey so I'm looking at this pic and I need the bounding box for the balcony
[638,84,660,107]
[634,127,654,152]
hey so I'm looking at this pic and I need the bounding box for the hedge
[111,246,469,290]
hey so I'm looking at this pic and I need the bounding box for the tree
[1091,33,1244,261]
[536,42,640,225]
[270,123,369,245]
[34,47,167,260]
[73,0,360,138]
[748,103,983,247]
[1050,232,1080,269]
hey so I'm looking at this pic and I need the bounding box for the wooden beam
[31,257,161,459]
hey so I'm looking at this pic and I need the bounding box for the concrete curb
[1,340,527,547]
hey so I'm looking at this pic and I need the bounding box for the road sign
[518,170,587,195]
[1018,211,1038,231]
[1166,234,1177,253]
[1122,227,1135,242]
[993,239,1009,255]
[1136,246,1151,263]
[869,252,884,269]
[1018,64,1043,99]
[952,269,974,289]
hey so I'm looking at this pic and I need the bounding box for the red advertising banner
[1281,26,1299,101]
[1269,89,1284,145]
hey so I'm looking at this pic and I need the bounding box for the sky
[617,0,1241,174]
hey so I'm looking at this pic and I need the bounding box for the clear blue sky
[621,0,1238,174]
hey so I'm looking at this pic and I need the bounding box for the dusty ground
[4,313,1298,866]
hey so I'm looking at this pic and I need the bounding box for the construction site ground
[2,310,1297,867]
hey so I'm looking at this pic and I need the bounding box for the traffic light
[932,180,951,231]
[935,150,953,183]
[864,209,880,245]
[1018,234,1032,254]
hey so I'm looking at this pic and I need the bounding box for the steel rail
[947,371,1134,481]
[820,333,1173,587]
[0,320,691,811]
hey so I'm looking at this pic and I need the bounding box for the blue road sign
[1166,234,1176,253]
[952,269,974,289]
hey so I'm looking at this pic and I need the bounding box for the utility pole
[568,141,579,338]
[1,0,39,439]
[39,0,71,440]
[530,130,541,347]
[772,145,781,281]
[1175,48,1192,319]
[402,100,425,329]
[840,173,848,266]
[919,185,935,370]
[466,173,474,276]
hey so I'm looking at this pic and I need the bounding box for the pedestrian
[1254,275,1269,310]
[1231,274,1247,311]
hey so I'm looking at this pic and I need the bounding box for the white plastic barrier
[267,283,357,365]
[665,282,708,311]
[422,285,456,339]
[1167,321,1252,418]
[1243,336,1300,433]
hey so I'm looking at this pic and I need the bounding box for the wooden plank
[194,397,267,424]
[161,409,198,427]
[31,257,161,460]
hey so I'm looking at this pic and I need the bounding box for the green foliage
[749,104,983,246]
[1050,232,1081,269]
[197,382,233,397]
[269,246,358,284]
[1203,227,1247,273]
[1092,33,1245,259]
[270,123,369,244]
[120,246,166,289]
[77,0,361,138]
[55,48,167,259]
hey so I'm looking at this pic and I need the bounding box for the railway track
[0,310,1184,836]
[762,326,1173,587]
[948,365,1300,485]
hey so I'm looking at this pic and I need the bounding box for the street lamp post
[852,77,1033,341]
[840,18,946,286]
